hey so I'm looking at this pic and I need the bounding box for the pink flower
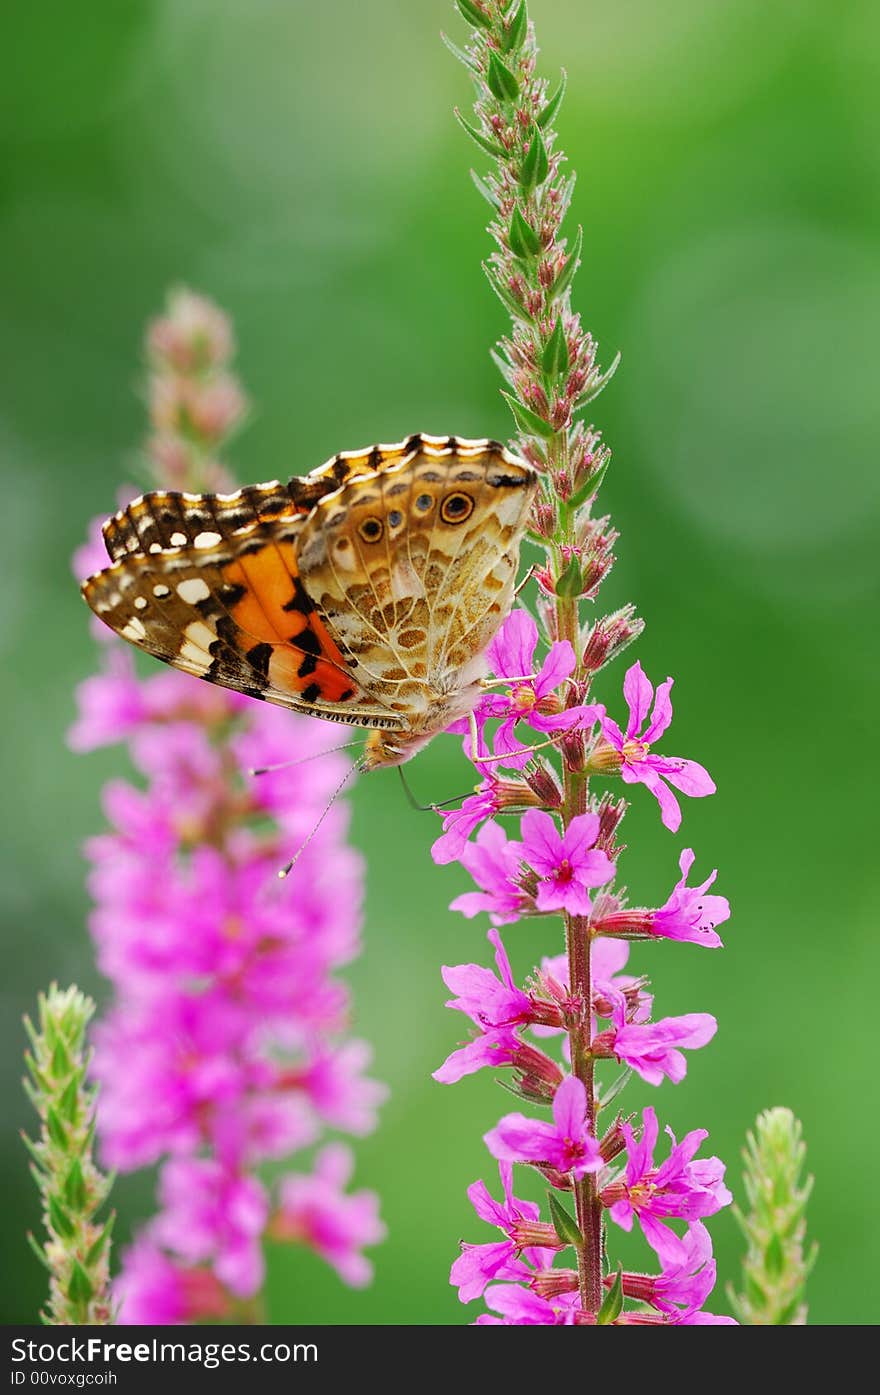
[432,1024,525,1085]
[598,994,718,1086]
[514,809,614,916]
[460,610,603,768]
[603,1107,731,1264]
[595,848,729,949]
[597,661,715,832]
[441,928,533,1032]
[485,1074,602,1178]
[622,1221,719,1317]
[115,1240,231,1325]
[479,1284,581,1325]
[651,849,729,947]
[451,1163,546,1303]
[449,821,525,924]
[432,785,508,865]
[68,653,149,751]
[274,1145,385,1287]
[153,1159,269,1298]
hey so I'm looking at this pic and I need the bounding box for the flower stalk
[23,985,114,1325]
[437,0,733,1325]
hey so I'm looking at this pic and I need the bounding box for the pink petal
[551,1075,586,1139]
[518,809,563,876]
[534,640,576,697]
[632,763,683,832]
[643,676,674,743]
[623,661,653,737]
[652,756,716,799]
[487,610,538,680]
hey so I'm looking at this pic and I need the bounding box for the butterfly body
[81,434,538,767]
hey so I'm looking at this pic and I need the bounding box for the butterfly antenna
[277,759,362,879]
[250,740,363,777]
[396,765,475,813]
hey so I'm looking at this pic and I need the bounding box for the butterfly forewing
[81,435,538,742]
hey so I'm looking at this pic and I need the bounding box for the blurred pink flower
[274,1145,385,1288]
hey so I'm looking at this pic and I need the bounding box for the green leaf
[776,1294,804,1325]
[549,225,583,302]
[67,1260,93,1308]
[541,316,569,380]
[453,108,506,159]
[501,391,555,440]
[85,1213,115,1268]
[26,1232,51,1272]
[46,1105,68,1151]
[575,350,622,409]
[58,1075,81,1125]
[547,1192,582,1247]
[487,51,520,103]
[597,1270,624,1325]
[441,31,480,75]
[64,1158,88,1212]
[568,457,610,510]
[597,1066,632,1111]
[483,262,533,323]
[764,1231,785,1277]
[50,1037,72,1080]
[470,169,501,209]
[508,206,542,259]
[538,69,567,129]
[555,556,584,597]
[48,1195,75,1241]
[521,126,550,192]
[455,0,492,29]
[502,1,528,53]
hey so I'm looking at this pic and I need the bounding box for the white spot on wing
[194,531,222,549]
[170,531,187,547]
[122,616,147,641]
[153,583,170,598]
[134,596,148,610]
[177,577,211,604]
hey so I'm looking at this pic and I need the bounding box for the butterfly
[81,434,539,769]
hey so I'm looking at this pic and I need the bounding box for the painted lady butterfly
[81,434,539,769]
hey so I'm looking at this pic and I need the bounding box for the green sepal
[67,1260,93,1308]
[568,457,610,510]
[521,126,550,192]
[541,316,569,380]
[46,1105,68,1151]
[487,51,520,103]
[501,391,555,440]
[455,0,492,30]
[538,69,567,129]
[63,1158,88,1213]
[441,31,480,75]
[502,1,528,53]
[547,1191,582,1247]
[453,108,505,159]
[555,556,584,597]
[549,224,582,300]
[489,347,516,387]
[508,206,542,259]
[597,1269,624,1325]
[483,262,533,323]
[47,1195,75,1241]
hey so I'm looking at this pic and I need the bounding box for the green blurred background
[2,0,878,1325]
